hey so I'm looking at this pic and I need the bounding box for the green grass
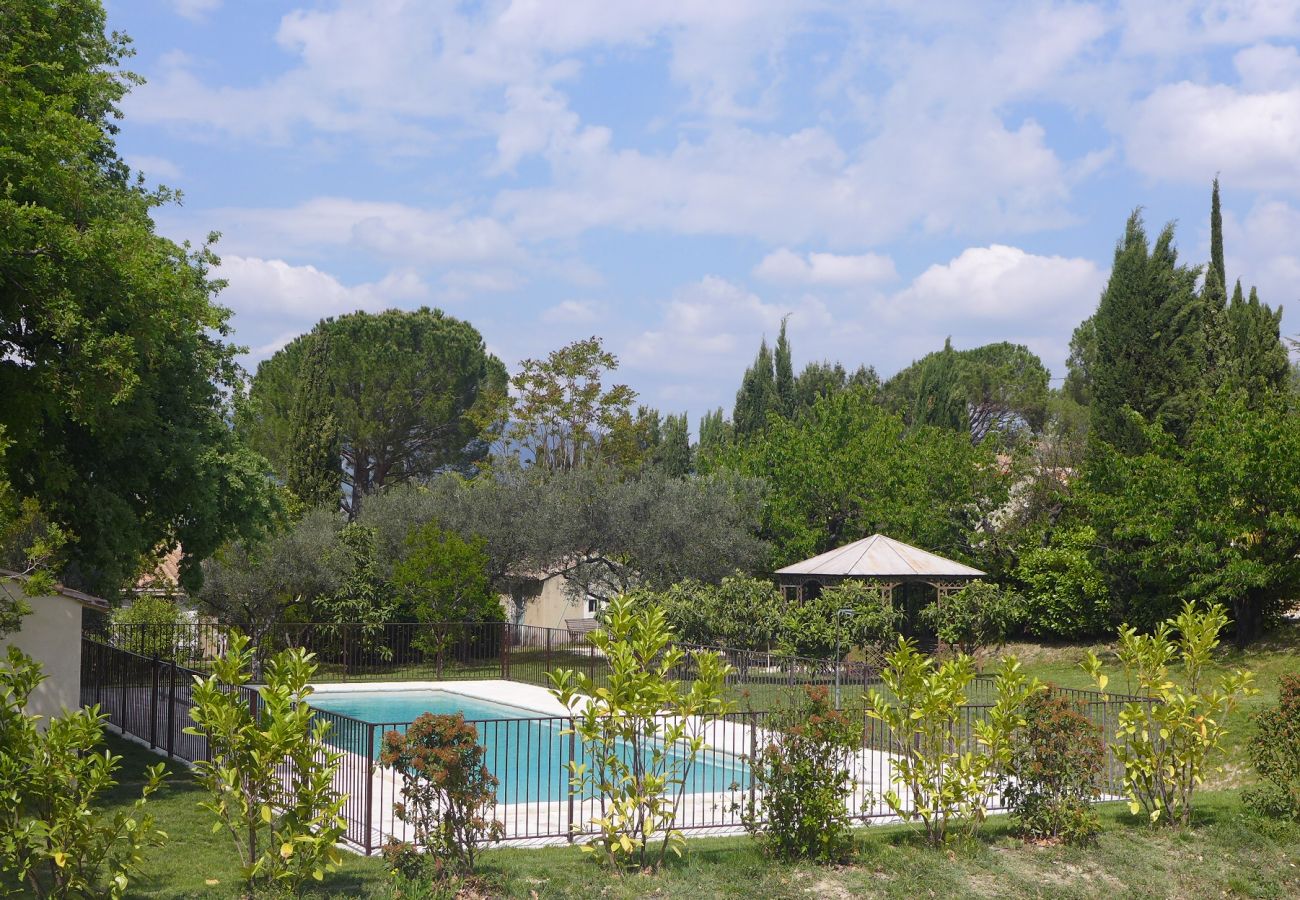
[101,731,1299,899]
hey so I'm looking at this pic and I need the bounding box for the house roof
[774,534,985,579]
[0,570,111,611]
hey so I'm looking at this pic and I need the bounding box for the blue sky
[106,0,1300,424]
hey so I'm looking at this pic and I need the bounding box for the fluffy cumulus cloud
[1224,199,1300,318]
[754,248,897,286]
[541,299,603,324]
[888,245,1105,324]
[624,276,830,376]
[215,255,429,359]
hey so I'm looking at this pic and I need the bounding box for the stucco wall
[502,575,589,631]
[0,580,83,722]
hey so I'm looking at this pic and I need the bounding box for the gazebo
[774,533,984,611]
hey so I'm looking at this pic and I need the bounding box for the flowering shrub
[379,712,503,879]
[742,685,860,862]
[1001,689,1104,845]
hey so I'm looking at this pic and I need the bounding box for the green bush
[1001,689,1104,844]
[919,581,1022,656]
[110,594,184,659]
[549,595,733,870]
[778,581,901,660]
[640,573,784,652]
[0,648,167,899]
[1243,673,1300,820]
[1014,526,1112,639]
[1082,602,1254,826]
[379,712,503,880]
[186,633,346,892]
[866,639,1039,845]
[742,685,860,862]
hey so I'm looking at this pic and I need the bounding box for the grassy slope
[100,621,1299,898]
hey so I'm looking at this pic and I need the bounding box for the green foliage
[109,595,184,659]
[0,648,167,898]
[1089,210,1208,452]
[773,318,795,419]
[1084,390,1300,643]
[1225,284,1289,396]
[491,336,636,473]
[393,522,501,673]
[549,595,733,870]
[0,0,279,595]
[1082,602,1255,826]
[1001,690,1104,845]
[284,332,342,511]
[1013,526,1112,639]
[742,686,859,862]
[919,582,1022,657]
[709,386,1004,566]
[696,408,733,469]
[243,308,506,517]
[778,581,900,659]
[185,633,346,891]
[379,713,503,879]
[792,360,879,416]
[652,412,693,477]
[1243,674,1300,820]
[733,338,779,439]
[1063,315,1096,407]
[638,573,783,652]
[867,641,1039,846]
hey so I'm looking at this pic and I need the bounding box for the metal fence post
[748,710,758,816]
[566,721,577,843]
[149,655,159,749]
[501,623,511,681]
[166,658,177,758]
[544,629,552,684]
[364,723,375,854]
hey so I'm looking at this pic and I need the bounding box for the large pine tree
[1089,211,1207,454]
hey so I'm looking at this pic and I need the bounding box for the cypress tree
[1090,211,1207,454]
[1202,179,1232,388]
[733,338,778,438]
[285,333,341,510]
[655,413,693,477]
[1210,177,1226,289]
[911,337,967,433]
[697,408,733,464]
[1228,286,1289,394]
[774,317,795,417]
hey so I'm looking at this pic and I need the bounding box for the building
[0,571,110,722]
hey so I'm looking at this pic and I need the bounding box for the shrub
[866,638,1039,846]
[1014,525,1112,639]
[379,712,503,879]
[778,581,901,661]
[1001,689,1104,844]
[186,632,347,892]
[742,685,860,862]
[1243,673,1300,820]
[0,647,167,899]
[919,581,1022,656]
[1082,601,1255,826]
[110,594,185,660]
[640,573,784,652]
[549,594,733,870]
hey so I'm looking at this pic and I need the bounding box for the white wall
[0,580,83,722]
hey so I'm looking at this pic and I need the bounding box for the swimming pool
[310,688,749,805]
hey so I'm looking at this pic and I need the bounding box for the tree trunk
[1232,593,1263,649]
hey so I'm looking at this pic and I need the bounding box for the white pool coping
[308,679,569,718]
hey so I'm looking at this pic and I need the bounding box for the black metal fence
[81,630,1148,854]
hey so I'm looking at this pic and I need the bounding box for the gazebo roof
[774,534,985,579]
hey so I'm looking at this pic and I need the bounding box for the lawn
[101,734,1298,899]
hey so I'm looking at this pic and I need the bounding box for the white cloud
[1224,198,1300,315]
[623,275,830,375]
[888,245,1105,324]
[172,0,221,22]
[124,154,183,181]
[1235,43,1300,90]
[215,256,429,355]
[541,300,603,324]
[1127,82,1300,190]
[755,248,897,287]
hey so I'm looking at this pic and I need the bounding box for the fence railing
[81,633,1149,854]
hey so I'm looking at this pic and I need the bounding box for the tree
[793,361,878,416]
[733,338,779,438]
[1089,211,1208,453]
[1226,285,1289,395]
[1063,316,1096,407]
[652,412,692,477]
[635,573,784,651]
[1083,390,1300,643]
[709,387,1005,567]
[696,408,732,468]
[284,332,341,510]
[0,0,278,594]
[242,308,506,518]
[774,317,795,417]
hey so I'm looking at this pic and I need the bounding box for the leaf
[281,842,295,859]
[53,851,67,868]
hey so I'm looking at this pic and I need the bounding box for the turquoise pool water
[309,689,748,805]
